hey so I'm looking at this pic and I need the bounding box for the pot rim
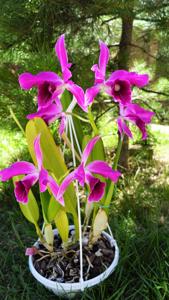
[29,225,119,291]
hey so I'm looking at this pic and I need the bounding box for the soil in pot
[33,229,115,283]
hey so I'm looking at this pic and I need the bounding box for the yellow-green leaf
[44,224,54,247]
[92,209,108,243]
[47,195,60,223]
[92,138,105,162]
[85,201,93,220]
[54,208,69,243]
[40,190,50,224]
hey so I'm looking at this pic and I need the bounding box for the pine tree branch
[141,88,169,97]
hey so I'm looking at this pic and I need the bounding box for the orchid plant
[0,35,154,276]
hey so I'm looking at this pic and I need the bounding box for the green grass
[0,126,169,299]
[0,128,27,169]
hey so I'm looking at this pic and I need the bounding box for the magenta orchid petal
[55,34,72,75]
[91,64,105,84]
[117,117,123,137]
[125,103,155,123]
[119,103,155,139]
[86,172,106,202]
[62,68,72,83]
[82,136,100,165]
[39,168,48,193]
[57,170,77,200]
[86,160,121,183]
[98,41,110,79]
[47,175,64,206]
[91,41,109,84]
[117,117,133,139]
[127,72,149,87]
[19,72,61,90]
[14,173,38,204]
[25,247,38,256]
[0,162,36,181]
[27,102,62,125]
[85,85,101,108]
[108,70,149,88]
[135,119,147,140]
[34,135,43,169]
[54,96,63,111]
[59,114,66,136]
[74,164,86,187]
[66,81,85,111]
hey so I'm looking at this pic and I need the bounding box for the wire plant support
[65,98,84,290]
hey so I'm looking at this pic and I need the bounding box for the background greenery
[0,1,169,299]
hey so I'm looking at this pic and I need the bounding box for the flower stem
[35,223,53,252]
[87,106,99,135]
[65,112,90,123]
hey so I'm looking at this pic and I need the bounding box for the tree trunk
[117,14,134,170]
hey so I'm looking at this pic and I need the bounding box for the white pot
[29,225,119,299]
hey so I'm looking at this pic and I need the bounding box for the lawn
[0,126,169,300]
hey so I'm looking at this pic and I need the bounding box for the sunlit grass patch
[0,128,26,169]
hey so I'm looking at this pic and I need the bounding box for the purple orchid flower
[85,41,149,109]
[27,97,66,136]
[117,103,155,140]
[0,135,64,205]
[57,136,121,202]
[19,34,85,122]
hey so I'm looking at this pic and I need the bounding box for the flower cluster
[19,35,154,139]
[0,34,154,208]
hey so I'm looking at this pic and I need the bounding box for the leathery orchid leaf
[13,176,39,224]
[92,209,108,243]
[47,195,60,223]
[44,224,54,247]
[25,118,79,238]
[40,190,50,224]
[85,201,94,220]
[54,208,69,243]
[91,138,105,164]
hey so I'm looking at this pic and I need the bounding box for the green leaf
[92,209,108,243]
[92,138,105,161]
[40,190,50,224]
[44,224,54,247]
[54,208,69,243]
[47,195,60,223]
[13,176,39,225]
